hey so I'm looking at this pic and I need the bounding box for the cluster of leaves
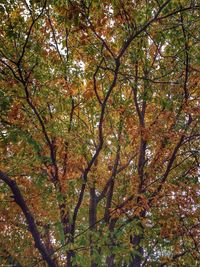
[0,0,199,266]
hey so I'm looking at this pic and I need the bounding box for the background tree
[0,0,199,266]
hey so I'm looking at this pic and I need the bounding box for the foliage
[0,0,199,266]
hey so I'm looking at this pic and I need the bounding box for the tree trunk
[89,186,98,267]
[106,254,115,267]
[129,212,145,267]
[129,234,143,267]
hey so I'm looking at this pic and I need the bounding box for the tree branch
[0,171,57,267]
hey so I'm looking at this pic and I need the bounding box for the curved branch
[0,171,57,267]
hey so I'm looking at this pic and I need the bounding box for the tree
[0,0,199,266]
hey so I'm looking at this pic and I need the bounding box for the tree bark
[129,234,143,267]
[89,186,98,267]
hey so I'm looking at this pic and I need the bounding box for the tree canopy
[0,0,199,266]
